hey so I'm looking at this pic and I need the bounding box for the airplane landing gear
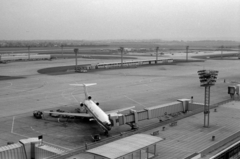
[104,130,109,137]
[127,122,138,130]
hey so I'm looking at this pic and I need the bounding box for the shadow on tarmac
[0,76,26,81]
[38,65,76,75]
[192,53,239,60]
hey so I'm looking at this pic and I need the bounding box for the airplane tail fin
[70,83,96,100]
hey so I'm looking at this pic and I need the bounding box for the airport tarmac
[0,55,239,150]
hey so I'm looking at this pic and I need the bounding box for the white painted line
[61,90,72,101]
[11,116,15,133]
[2,82,13,89]
[5,82,45,92]
[11,117,72,151]
[30,126,86,138]
[71,91,79,103]
[124,95,146,108]
[11,132,29,138]
[12,131,72,151]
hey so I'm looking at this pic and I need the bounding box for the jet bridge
[38,98,203,131]
[110,99,203,129]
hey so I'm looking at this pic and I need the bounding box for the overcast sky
[0,0,239,41]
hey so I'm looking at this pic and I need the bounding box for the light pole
[238,45,240,59]
[27,46,30,60]
[61,44,64,59]
[198,70,218,127]
[74,48,79,71]
[156,46,159,62]
[186,46,189,62]
[221,45,224,60]
[119,47,124,67]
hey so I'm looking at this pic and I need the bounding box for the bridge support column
[130,109,138,129]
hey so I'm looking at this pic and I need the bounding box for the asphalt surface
[0,53,239,150]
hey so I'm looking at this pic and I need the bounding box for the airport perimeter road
[0,57,239,148]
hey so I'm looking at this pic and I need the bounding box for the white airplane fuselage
[43,83,135,134]
[84,100,112,131]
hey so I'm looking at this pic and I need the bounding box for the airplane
[43,83,135,135]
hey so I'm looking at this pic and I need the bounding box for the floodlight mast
[238,45,240,59]
[74,48,79,71]
[27,46,30,60]
[61,44,64,58]
[156,46,159,61]
[221,45,224,60]
[119,47,124,67]
[198,70,218,128]
[186,46,189,62]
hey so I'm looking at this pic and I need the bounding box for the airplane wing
[105,106,135,116]
[43,111,92,117]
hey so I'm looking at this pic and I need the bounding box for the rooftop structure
[143,100,240,158]
[86,134,163,159]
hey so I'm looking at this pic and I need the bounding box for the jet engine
[88,96,92,100]
[80,102,84,107]
[95,101,99,106]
